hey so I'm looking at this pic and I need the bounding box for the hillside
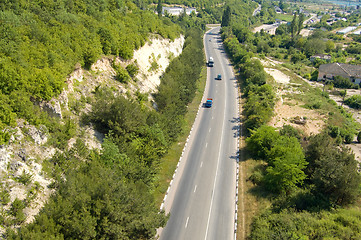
[0,33,185,235]
[0,0,182,142]
[0,0,206,238]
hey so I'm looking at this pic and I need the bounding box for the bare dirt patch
[262,57,361,164]
[260,58,326,135]
[269,99,325,136]
[264,68,290,84]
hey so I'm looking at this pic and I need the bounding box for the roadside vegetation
[7,27,204,240]
[3,0,361,238]
[0,0,214,238]
[220,0,361,238]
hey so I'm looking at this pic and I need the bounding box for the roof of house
[319,63,361,78]
[310,54,331,59]
[336,26,357,34]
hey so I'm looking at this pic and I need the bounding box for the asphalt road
[159,26,239,240]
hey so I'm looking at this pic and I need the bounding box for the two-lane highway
[160,26,239,240]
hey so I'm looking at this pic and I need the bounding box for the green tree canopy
[305,133,361,205]
[10,141,167,239]
[221,6,231,27]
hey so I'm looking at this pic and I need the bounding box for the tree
[157,0,162,17]
[297,13,304,35]
[221,6,231,27]
[264,156,307,194]
[246,125,279,159]
[13,154,167,239]
[304,38,326,57]
[291,52,305,63]
[279,0,288,11]
[264,135,307,194]
[275,24,288,35]
[290,13,298,38]
[247,126,307,194]
[326,40,335,52]
[306,133,361,205]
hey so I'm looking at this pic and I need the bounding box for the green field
[275,13,294,22]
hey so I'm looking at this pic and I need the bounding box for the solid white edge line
[204,34,228,239]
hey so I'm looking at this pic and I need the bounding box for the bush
[305,101,321,109]
[15,170,33,186]
[113,64,130,83]
[310,70,319,81]
[344,95,361,109]
[10,198,26,224]
[243,84,275,133]
[280,125,301,140]
[0,190,10,205]
[344,132,354,144]
[126,63,139,78]
[249,169,264,185]
[333,75,357,89]
[328,125,340,138]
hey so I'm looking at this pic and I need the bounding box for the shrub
[344,132,354,144]
[126,62,139,78]
[0,190,10,205]
[113,63,130,83]
[10,198,26,224]
[249,169,264,185]
[310,70,318,81]
[305,101,321,109]
[333,75,357,89]
[328,125,340,138]
[344,95,361,109]
[280,125,301,140]
[16,170,33,186]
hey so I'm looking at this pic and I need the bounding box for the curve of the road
[159,26,239,240]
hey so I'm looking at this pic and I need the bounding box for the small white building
[162,6,196,16]
[310,54,331,62]
[336,26,357,34]
[352,29,361,35]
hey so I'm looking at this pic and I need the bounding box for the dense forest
[0,0,181,144]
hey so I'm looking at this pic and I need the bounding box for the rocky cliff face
[0,35,184,235]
